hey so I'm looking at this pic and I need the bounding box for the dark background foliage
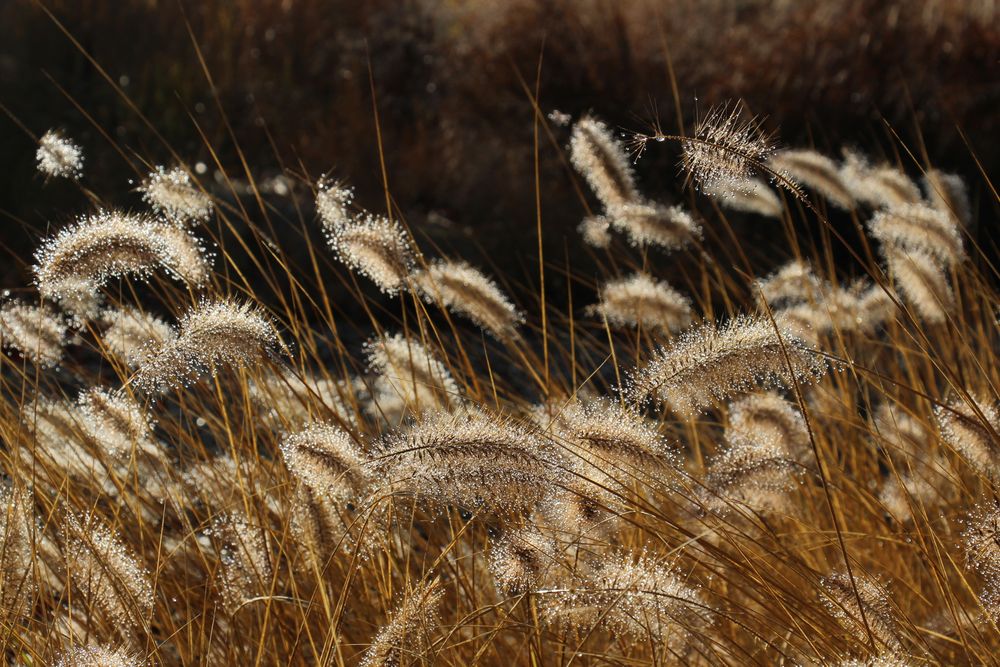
[1,0,997,299]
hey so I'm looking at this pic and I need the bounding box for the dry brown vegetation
[1,2,999,666]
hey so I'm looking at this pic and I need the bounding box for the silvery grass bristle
[840,150,922,209]
[627,314,829,417]
[365,332,460,417]
[868,202,965,266]
[280,422,368,501]
[139,165,214,225]
[0,300,68,367]
[881,245,953,324]
[820,571,902,650]
[569,116,640,210]
[414,259,524,339]
[588,272,693,335]
[681,103,776,193]
[53,645,144,667]
[936,394,1000,477]
[704,177,783,218]
[607,200,702,251]
[360,579,444,667]
[36,129,84,180]
[367,406,562,515]
[133,298,282,394]
[33,209,211,317]
[100,307,176,368]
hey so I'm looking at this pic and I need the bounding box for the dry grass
[0,3,998,666]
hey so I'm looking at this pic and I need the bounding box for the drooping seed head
[139,165,214,224]
[414,260,524,339]
[628,315,828,417]
[588,272,693,335]
[369,407,561,515]
[607,201,702,251]
[360,579,444,667]
[681,103,774,193]
[936,394,999,477]
[315,179,355,230]
[840,151,921,209]
[705,177,783,218]
[578,215,612,248]
[366,333,459,418]
[569,116,639,210]
[326,213,416,295]
[869,203,964,266]
[882,246,953,324]
[0,301,67,367]
[962,504,1000,611]
[53,645,144,667]
[821,571,901,650]
[280,422,368,501]
[250,368,363,428]
[489,526,555,597]
[77,388,155,459]
[923,169,971,227]
[100,307,175,368]
[210,511,273,613]
[0,487,34,623]
[36,129,84,180]
[134,298,281,393]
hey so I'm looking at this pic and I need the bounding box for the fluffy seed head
[0,301,67,367]
[139,165,213,224]
[366,333,459,418]
[100,307,175,368]
[489,527,555,597]
[545,552,710,651]
[36,129,84,180]
[134,298,281,393]
[250,368,362,428]
[63,514,153,631]
[588,272,693,334]
[53,645,144,667]
[0,487,34,623]
[326,213,416,295]
[728,391,810,461]
[608,201,701,250]
[923,169,971,227]
[369,407,561,515]
[628,315,828,417]
[869,203,964,266]
[883,246,953,324]
[33,210,211,309]
[755,261,824,308]
[705,177,783,218]
[77,388,154,459]
[962,504,1000,610]
[821,571,901,649]
[414,260,523,339]
[578,215,612,248]
[280,423,367,500]
[360,580,444,667]
[936,395,999,477]
[569,116,639,210]
[316,180,354,229]
[768,149,854,209]
[840,151,921,209]
[682,103,774,192]
[211,511,273,612]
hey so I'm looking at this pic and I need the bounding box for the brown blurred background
[0,0,997,298]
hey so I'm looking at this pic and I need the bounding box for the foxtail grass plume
[36,129,84,180]
[489,526,555,596]
[872,404,929,460]
[325,212,417,295]
[139,165,213,224]
[414,260,523,339]
[774,281,883,344]
[315,179,354,229]
[33,210,211,312]
[936,395,999,477]
[546,398,676,497]
[134,298,281,393]
[728,391,810,461]
[840,151,921,209]
[20,398,107,483]
[0,487,34,624]
[879,472,941,523]
[869,203,964,266]
[821,571,901,649]
[569,116,639,210]
[755,260,824,308]
[923,169,971,227]
[545,552,710,652]
[53,645,144,667]
[962,504,1000,612]
[0,301,67,367]
[608,201,701,250]
[366,333,459,418]
[369,407,560,514]
[360,579,444,667]
[588,272,693,335]
[211,511,273,612]
[77,388,155,459]
[250,368,362,428]
[100,307,175,368]
[768,149,854,209]
[628,315,828,417]
[882,246,953,324]
[280,422,368,500]
[578,215,612,248]
[63,513,154,631]
[705,177,783,218]
[681,103,774,193]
